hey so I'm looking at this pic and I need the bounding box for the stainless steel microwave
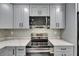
[29,16,50,29]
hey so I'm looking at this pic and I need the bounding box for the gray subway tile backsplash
[0,29,61,41]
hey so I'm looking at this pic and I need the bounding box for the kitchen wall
[0,29,61,41]
[62,3,77,56]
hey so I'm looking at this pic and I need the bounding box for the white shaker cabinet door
[50,4,65,29]
[15,46,26,56]
[39,5,49,16]
[50,5,56,29]
[0,47,15,56]
[0,4,13,29]
[55,5,65,29]
[13,4,29,29]
[30,5,39,16]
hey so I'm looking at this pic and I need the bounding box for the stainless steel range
[26,33,54,56]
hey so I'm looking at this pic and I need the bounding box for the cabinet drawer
[16,47,25,51]
[54,51,73,56]
[54,46,73,52]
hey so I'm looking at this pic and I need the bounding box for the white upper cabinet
[50,4,65,29]
[13,4,29,29]
[0,4,13,29]
[77,3,79,12]
[30,4,49,16]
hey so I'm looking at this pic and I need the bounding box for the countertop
[0,37,31,49]
[49,38,74,46]
[0,37,74,49]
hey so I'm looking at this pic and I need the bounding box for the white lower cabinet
[15,46,26,56]
[0,47,15,56]
[54,46,74,56]
[0,46,26,56]
[0,46,73,56]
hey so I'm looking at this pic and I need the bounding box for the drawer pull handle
[61,48,66,50]
[18,49,24,51]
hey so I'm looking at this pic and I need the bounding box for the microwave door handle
[46,17,47,28]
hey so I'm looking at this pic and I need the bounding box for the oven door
[26,48,54,56]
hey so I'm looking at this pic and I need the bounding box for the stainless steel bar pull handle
[38,10,42,15]
[19,22,23,27]
[56,23,59,27]
[13,49,14,55]
[58,23,59,27]
[56,23,58,27]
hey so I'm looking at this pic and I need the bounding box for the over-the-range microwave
[29,16,50,29]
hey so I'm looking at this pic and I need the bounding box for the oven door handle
[26,48,51,53]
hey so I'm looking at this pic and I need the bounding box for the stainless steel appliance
[29,16,50,29]
[26,33,54,56]
[77,12,79,56]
